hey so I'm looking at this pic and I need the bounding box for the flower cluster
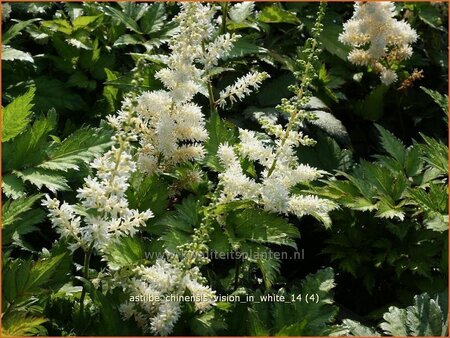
[217,71,270,108]
[42,101,154,252]
[132,3,240,174]
[217,119,337,226]
[119,259,216,336]
[339,2,418,85]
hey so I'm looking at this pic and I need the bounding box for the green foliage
[335,292,448,337]
[1,2,448,336]
[2,87,35,142]
[247,268,338,336]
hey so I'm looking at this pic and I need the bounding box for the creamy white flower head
[239,129,274,167]
[380,68,398,85]
[288,195,337,226]
[260,176,290,213]
[340,1,417,85]
[149,301,181,336]
[44,135,154,252]
[218,71,270,108]
[229,2,255,23]
[132,2,242,174]
[42,195,83,251]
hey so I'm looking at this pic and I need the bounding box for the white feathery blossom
[218,71,270,108]
[133,3,240,174]
[217,143,259,202]
[42,101,154,252]
[339,2,418,85]
[229,2,255,23]
[119,259,216,336]
[217,118,336,224]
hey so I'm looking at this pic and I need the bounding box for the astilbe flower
[133,2,240,174]
[339,2,418,85]
[217,119,337,226]
[42,100,154,252]
[119,259,216,336]
[217,71,270,108]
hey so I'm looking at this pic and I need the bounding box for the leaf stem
[221,2,229,35]
[78,242,95,321]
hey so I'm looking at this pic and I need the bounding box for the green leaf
[273,268,338,335]
[354,85,388,121]
[2,174,27,199]
[228,208,300,249]
[380,292,448,336]
[41,127,113,172]
[3,110,57,171]
[153,196,202,251]
[2,194,43,228]
[3,18,41,44]
[2,45,34,63]
[104,237,149,270]
[15,168,70,192]
[140,3,166,34]
[226,36,268,59]
[419,134,448,175]
[2,87,35,142]
[3,253,68,305]
[248,308,270,335]
[421,87,448,114]
[101,4,141,33]
[2,313,47,337]
[113,34,145,47]
[257,6,299,24]
[32,77,87,112]
[338,319,380,336]
[127,173,169,217]
[375,124,406,164]
[72,15,103,30]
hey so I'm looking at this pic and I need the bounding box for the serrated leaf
[375,124,406,164]
[104,237,149,270]
[2,313,47,337]
[2,194,43,228]
[257,5,299,24]
[376,200,405,221]
[228,208,300,248]
[226,36,268,59]
[3,110,57,171]
[419,133,448,176]
[2,45,34,63]
[140,3,166,34]
[41,127,113,172]
[2,87,35,142]
[272,268,338,335]
[100,4,141,33]
[336,319,381,336]
[381,292,448,336]
[421,86,448,114]
[15,168,70,192]
[72,15,102,30]
[3,18,41,44]
[2,174,27,199]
